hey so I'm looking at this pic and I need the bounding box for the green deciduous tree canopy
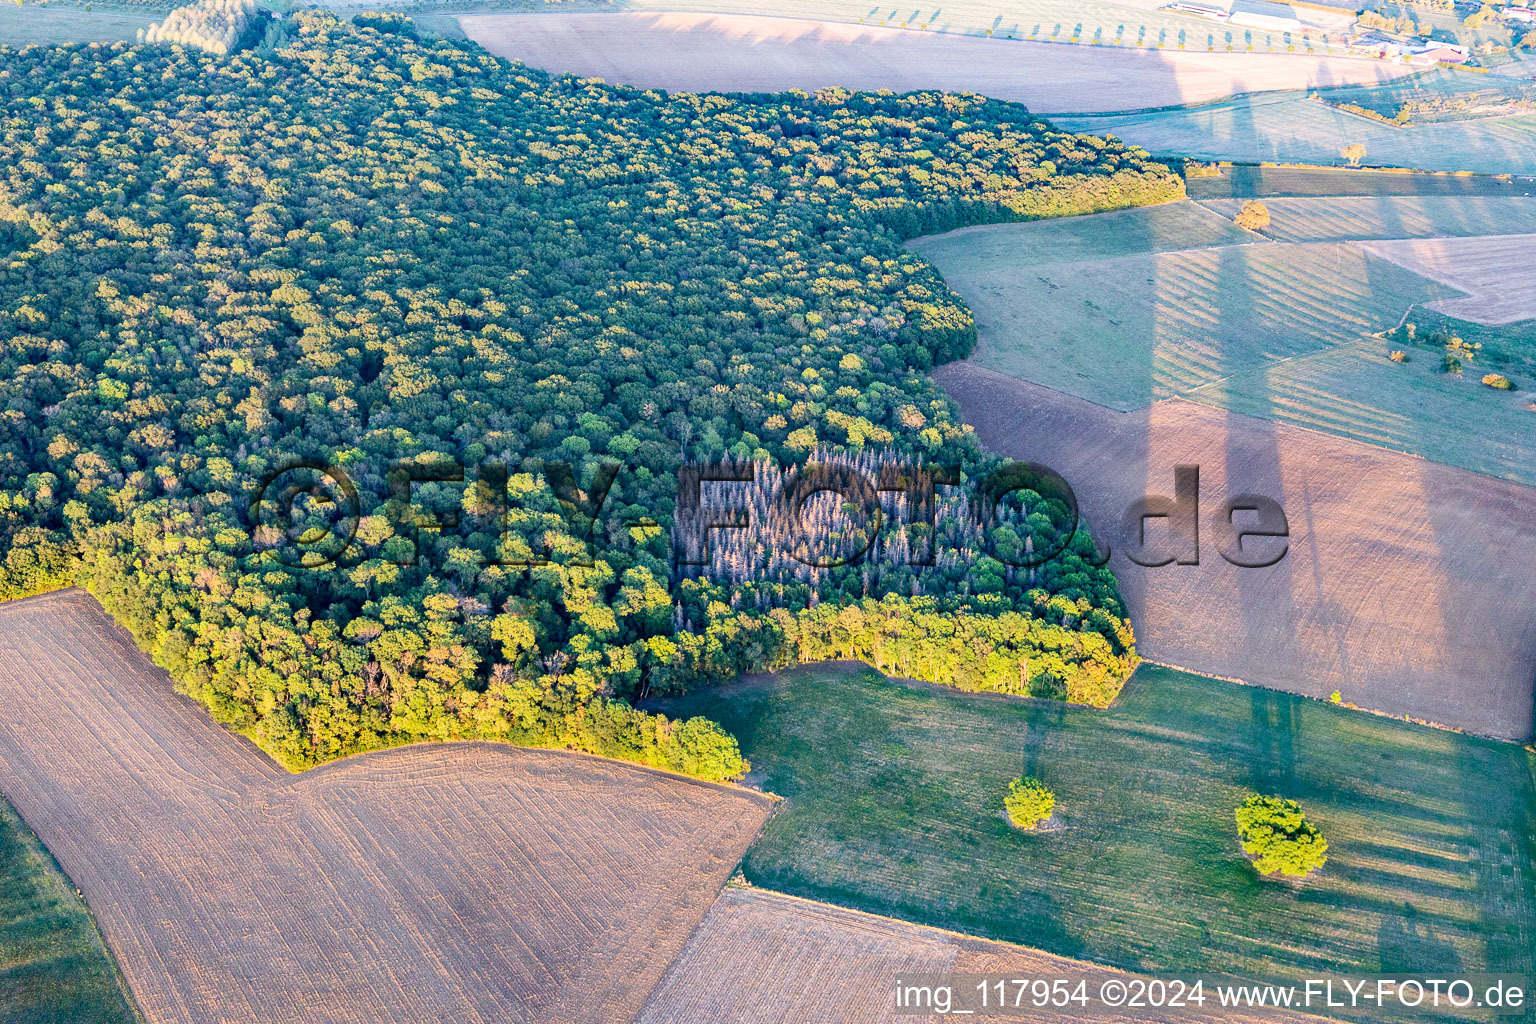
[0,12,1174,778]
[1004,776,1055,830]
[1235,794,1329,878]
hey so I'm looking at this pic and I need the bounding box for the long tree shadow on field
[1201,79,1304,814]
[1019,700,1066,780]
[1377,904,1465,974]
[1245,688,1297,795]
[1356,214,1536,981]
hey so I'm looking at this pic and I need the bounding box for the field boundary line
[907,196,1190,246]
[751,658,1134,713]
[949,357,1536,510]
[285,735,781,804]
[931,360,1134,415]
[1134,658,1493,738]
[1050,86,1315,120]
[0,796,148,1024]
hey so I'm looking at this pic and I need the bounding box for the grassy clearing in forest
[654,663,1536,997]
[0,797,138,1024]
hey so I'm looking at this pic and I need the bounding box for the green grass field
[1189,336,1536,481]
[1402,306,1536,375]
[655,664,1536,996]
[1060,90,1536,177]
[0,797,138,1024]
[913,205,1458,411]
[0,5,156,45]
[915,200,1536,484]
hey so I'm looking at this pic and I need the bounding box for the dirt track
[463,12,1412,114]
[0,590,772,1024]
[935,361,1536,741]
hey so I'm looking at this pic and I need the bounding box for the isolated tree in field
[1341,143,1368,167]
[1004,776,1055,829]
[1235,794,1328,877]
[1233,200,1270,232]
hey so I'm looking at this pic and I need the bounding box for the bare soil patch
[637,886,1311,1023]
[934,361,1536,741]
[0,590,771,1024]
[1356,234,1536,325]
[462,12,1411,114]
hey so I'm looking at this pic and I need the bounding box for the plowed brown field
[0,589,772,1024]
[637,886,1313,1023]
[935,362,1536,741]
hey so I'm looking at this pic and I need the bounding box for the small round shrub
[1004,776,1055,830]
[1388,350,1408,363]
[1482,373,1515,391]
[1235,794,1328,878]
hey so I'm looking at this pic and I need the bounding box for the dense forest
[0,12,1175,779]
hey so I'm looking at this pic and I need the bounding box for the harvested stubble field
[1196,195,1536,242]
[637,886,1310,1024]
[1059,92,1536,175]
[913,201,1536,484]
[654,664,1536,1012]
[462,12,1409,115]
[1356,234,1536,326]
[934,361,1536,741]
[0,590,772,1024]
